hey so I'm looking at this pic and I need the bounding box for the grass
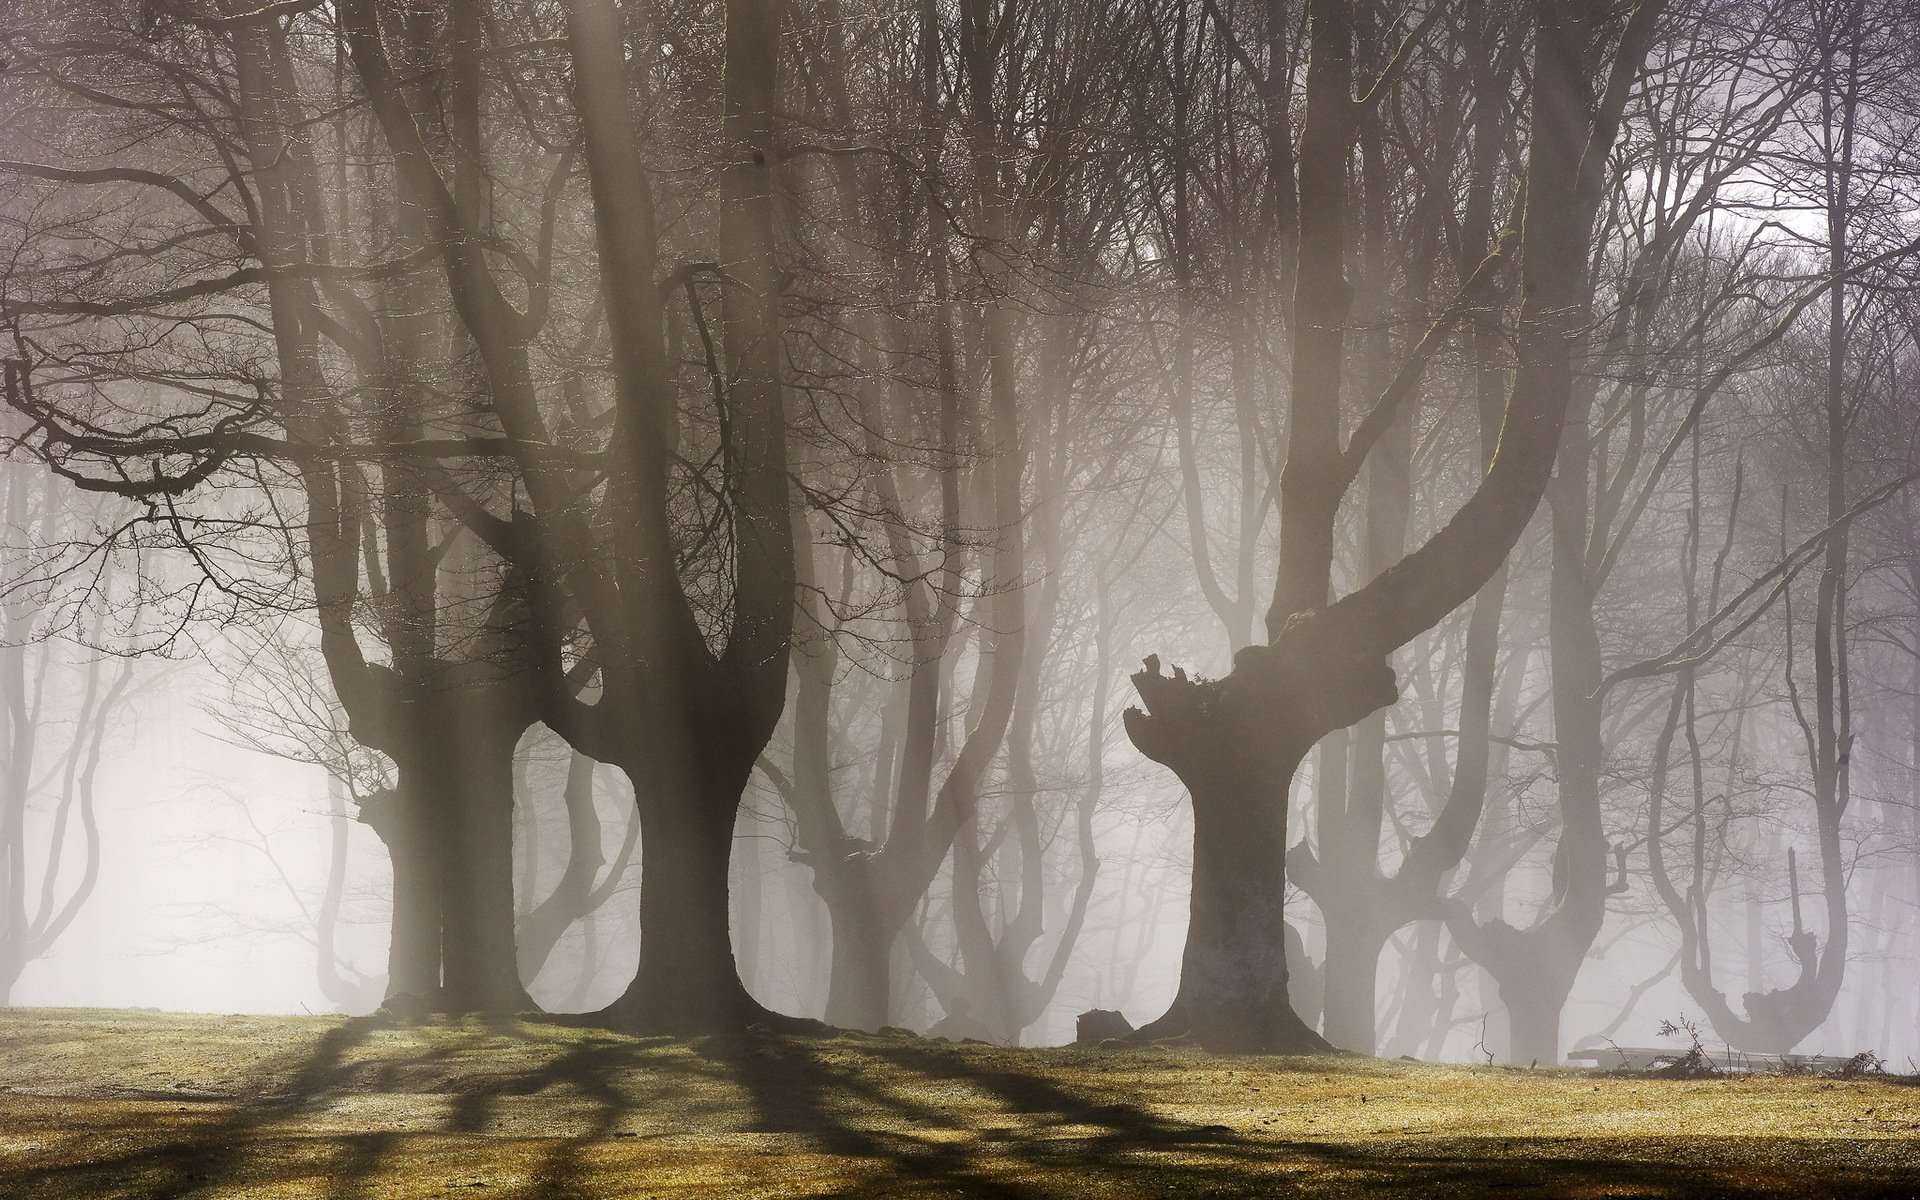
[1,1008,1917,1197]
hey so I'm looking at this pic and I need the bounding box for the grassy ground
[1,1009,1916,1198]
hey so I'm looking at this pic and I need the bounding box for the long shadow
[0,1016,384,1200]
[0,1015,653,1199]
[851,1041,1920,1198]
[859,1038,1309,1186]
[708,1033,1044,1199]
[438,1028,678,1197]
[722,1035,1446,1196]
[320,1131,401,1200]
[6,1017,1918,1199]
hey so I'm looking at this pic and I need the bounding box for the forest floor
[0,1009,1916,1198]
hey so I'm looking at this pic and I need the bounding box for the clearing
[1,1008,1916,1197]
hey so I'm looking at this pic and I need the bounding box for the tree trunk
[819,874,900,1032]
[1153,756,1319,1052]
[1503,976,1564,1067]
[362,684,535,1015]
[824,927,892,1033]
[363,785,443,1005]
[601,763,774,1033]
[1124,633,1398,1051]
[435,722,529,1013]
[1320,915,1391,1053]
[1431,431,1610,1066]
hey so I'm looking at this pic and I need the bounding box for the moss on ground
[1,1008,1916,1197]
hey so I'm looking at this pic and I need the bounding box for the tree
[328,0,808,1031]
[1123,0,1666,1052]
[0,468,139,1004]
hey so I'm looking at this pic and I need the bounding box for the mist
[2,0,1920,1193]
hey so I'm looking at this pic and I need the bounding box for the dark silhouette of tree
[1123,0,1667,1052]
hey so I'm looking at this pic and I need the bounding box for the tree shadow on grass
[709,1033,1042,1198]
[733,1039,1920,1198]
[0,1017,382,1199]
[2,1018,1917,1199]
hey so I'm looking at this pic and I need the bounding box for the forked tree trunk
[231,13,541,1019]
[775,0,1024,1039]
[364,692,536,1016]
[1126,0,1664,1054]
[528,0,796,1035]
[1452,404,1616,1065]
[811,852,915,1032]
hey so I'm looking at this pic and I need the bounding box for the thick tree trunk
[362,685,535,1015]
[822,894,897,1032]
[1127,0,1657,1059]
[1319,915,1391,1053]
[1455,917,1585,1066]
[363,785,443,1005]
[1162,768,1319,1051]
[600,762,791,1033]
[630,806,745,1030]
[809,849,910,1032]
[1503,976,1565,1068]
[435,724,529,1013]
[1125,631,1397,1051]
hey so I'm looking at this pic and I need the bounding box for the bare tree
[0,470,139,1003]
[1123,0,1666,1052]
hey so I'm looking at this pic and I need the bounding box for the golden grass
[1,1008,1916,1197]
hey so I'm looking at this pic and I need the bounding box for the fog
[12,546,1918,1063]
[3,0,1919,1076]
